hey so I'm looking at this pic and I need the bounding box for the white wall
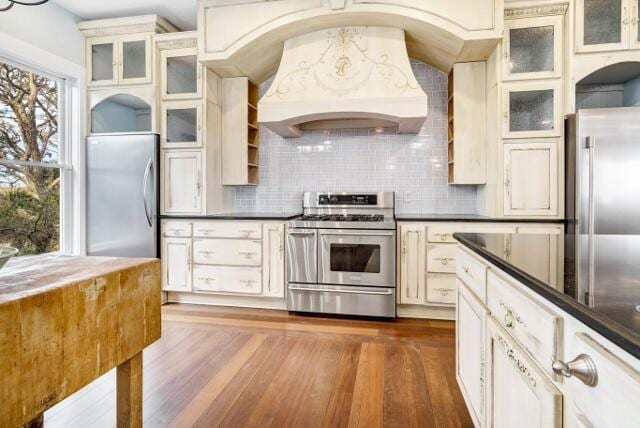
[0,2,84,66]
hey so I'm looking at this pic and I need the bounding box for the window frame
[0,42,85,255]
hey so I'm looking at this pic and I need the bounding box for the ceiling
[53,0,197,31]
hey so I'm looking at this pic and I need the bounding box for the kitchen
[0,0,639,427]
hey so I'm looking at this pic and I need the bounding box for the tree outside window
[0,60,64,255]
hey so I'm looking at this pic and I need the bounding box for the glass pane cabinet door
[122,40,147,80]
[119,36,150,84]
[89,39,117,86]
[165,54,199,98]
[504,16,562,80]
[162,102,201,148]
[503,82,562,138]
[579,0,627,51]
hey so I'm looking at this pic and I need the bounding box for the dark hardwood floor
[44,304,472,428]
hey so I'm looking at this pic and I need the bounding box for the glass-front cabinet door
[87,36,118,87]
[161,100,202,148]
[161,47,201,99]
[502,81,562,138]
[118,35,152,85]
[503,16,563,80]
[577,0,628,52]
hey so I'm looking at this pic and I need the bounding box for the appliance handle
[288,286,393,296]
[319,231,394,237]
[288,231,316,236]
[586,136,595,297]
[142,158,153,227]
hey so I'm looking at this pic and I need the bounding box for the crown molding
[505,1,569,19]
[155,31,198,50]
[78,14,179,37]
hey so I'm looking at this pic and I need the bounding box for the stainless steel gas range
[286,192,396,318]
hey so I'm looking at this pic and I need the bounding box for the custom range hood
[258,26,428,137]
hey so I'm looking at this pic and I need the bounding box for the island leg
[117,351,143,428]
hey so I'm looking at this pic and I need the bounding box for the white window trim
[0,32,86,255]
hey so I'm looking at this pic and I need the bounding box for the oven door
[318,229,395,287]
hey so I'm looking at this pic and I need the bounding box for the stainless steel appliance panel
[87,133,159,257]
[288,283,396,318]
[318,229,395,287]
[286,228,317,283]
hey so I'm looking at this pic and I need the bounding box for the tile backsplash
[233,60,478,214]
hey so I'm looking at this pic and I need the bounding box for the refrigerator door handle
[142,158,153,227]
[586,136,595,296]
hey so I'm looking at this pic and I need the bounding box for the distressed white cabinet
[86,35,152,87]
[399,224,425,304]
[503,15,563,81]
[161,100,203,148]
[161,237,191,292]
[161,46,202,100]
[263,224,286,298]
[503,142,559,217]
[575,0,639,53]
[486,317,563,428]
[456,280,487,427]
[502,81,563,139]
[162,151,203,214]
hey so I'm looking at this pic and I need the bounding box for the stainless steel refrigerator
[565,107,640,328]
[87,133,159,257]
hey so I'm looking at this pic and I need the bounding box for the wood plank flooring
[44,304,472,428]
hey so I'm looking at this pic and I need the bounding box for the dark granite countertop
[160,212,302,221]
[455,232,640,359]
[396,214,565,223]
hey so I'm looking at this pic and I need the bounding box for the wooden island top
[0,254,161,428]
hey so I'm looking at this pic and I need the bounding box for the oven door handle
[288,286,393,296]
[319,231,394,237]
[288,231,316,236]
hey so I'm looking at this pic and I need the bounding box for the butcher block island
[0,255,161,428]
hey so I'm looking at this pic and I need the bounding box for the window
[0,58,68,255]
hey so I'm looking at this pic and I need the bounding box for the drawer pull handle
[435,257,455,266]
[197,230,212,235]
[433,287,453,296]
[168,229,183,235]
[463,266,473,277]
[239,252,256,258]
[434,233,451,241]
[239,229,255,236]
[499,300,525,328]
[552,354,598,387]
[240,279,257,287]
[197,277,216,284]
[199,250,215,256]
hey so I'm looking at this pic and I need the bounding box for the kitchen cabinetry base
[397,304,455,320]
[166,292,287,311]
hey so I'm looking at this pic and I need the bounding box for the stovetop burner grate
[298,214,385,222]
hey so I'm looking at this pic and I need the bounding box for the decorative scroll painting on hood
[258,26,429,137]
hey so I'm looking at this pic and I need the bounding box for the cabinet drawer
[193,221,262,239]
[193,238,262,266]
[456,248,487,302]
[162,221,192,237]
[487,270,561,377]
[427,243,457,273]
[428,227,458,243]
[193,265,262,294]
[426,274,456,304]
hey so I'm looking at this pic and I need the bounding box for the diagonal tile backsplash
[233,60,478,214]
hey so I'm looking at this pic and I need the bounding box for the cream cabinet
[398,221,562,314]
[486,317,563,428]
[576,0,640,53]
[503,142,559,217]
[86,35,152,87]
[161,220,287,303]
[502,81,563,139]
[456,280,487,428]
[162,151,203,214]
[263,224,286,298]
[160,46,202,100]
[161,237,191,292]
[503,15,563,81]
[161,100,203,148]
[399,224,426,305]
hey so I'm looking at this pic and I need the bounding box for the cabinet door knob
[552,354,598,387]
